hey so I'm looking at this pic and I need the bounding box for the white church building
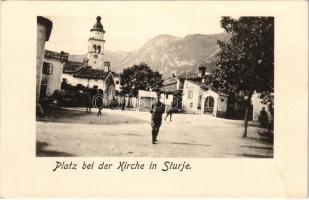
[61,16,121,105]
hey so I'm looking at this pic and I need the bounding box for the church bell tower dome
[91,16,105,33]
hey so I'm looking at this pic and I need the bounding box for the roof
[162,77,178,85]
[177,62,215,80]
[63,61,84,74]
[73,67,111,80]
[161,83,178,93]
[177,69,200,80]
[111,72,121,77]
[44,50,69,62]
[186,80,211,91]
[37,16,53,41]
[91,16,105,33]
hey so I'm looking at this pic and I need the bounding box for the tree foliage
[120,63,163,97]
[211,17,274,97]
[209,17,274,136]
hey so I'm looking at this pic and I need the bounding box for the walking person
[150,93,165,144]
[164,97,178,122]
[85,91,92,113]
[95,89,103,116]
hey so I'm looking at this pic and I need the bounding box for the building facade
[182,80,203,113]
[37,16,52,102]
[40,50,69,99]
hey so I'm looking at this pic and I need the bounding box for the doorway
[204,96,214,114]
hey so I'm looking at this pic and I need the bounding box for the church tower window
[87,16,105,69]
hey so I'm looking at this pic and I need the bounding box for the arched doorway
[204,96,215,114]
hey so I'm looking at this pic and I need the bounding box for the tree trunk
[242,106,249,137]
[128,96,131,108]
[242,93,253,137]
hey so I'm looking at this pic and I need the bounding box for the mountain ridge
[68,32,230,75]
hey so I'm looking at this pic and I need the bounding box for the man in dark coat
[95,89,103,116]
[259,107,269,128]
[150,93,165,144]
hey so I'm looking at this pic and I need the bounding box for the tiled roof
[44,50,69,62]
[177,69,200,79]
[73,67,111,80]
[177,62,215,79]
[161,83,178,92]
[163,77,178,85]
[187,80,210,90]
[63,61,84,74]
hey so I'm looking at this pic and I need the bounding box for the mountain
[69,33,230,76]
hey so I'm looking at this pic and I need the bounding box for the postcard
[0,1,308,198]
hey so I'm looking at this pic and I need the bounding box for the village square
[36,16,274,157]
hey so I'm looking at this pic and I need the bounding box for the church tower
[87,16,105,69]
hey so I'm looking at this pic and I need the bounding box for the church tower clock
[87,16,105,69]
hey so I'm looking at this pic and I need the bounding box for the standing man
[96,89,103,116]
[259,107,269,128]
[85,90,92,113]
[150,93,165,144]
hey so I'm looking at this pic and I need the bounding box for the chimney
[172,74,176,78]
[198,66,206,77]
[104,61,110,72]
[83,57,89,67]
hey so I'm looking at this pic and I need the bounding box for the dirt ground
[36,108,273,158]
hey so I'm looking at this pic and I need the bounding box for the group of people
[84,89,103,116]
[84,91,176,144]
[85,90,128,116]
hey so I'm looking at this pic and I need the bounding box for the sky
[45,12,225,54]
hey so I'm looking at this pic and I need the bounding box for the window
[188,90,193,99]
[42,62,53,75]
[190,103,193,108]
[115,80,120,84]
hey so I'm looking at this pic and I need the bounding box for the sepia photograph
[36,15,274,158]
[1,1,308,197]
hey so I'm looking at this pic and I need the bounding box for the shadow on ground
[241,135,273,145]
[36,141,75,157]
[239,145,273,151]
[239,153,273,158]
[36,107,147,125]
[159,140,211,147]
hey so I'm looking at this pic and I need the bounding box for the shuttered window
[42,62,53,75]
